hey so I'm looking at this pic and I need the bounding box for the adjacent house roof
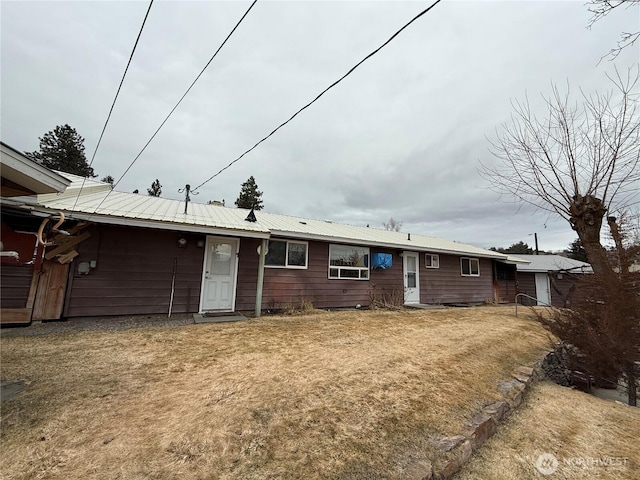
[7,173,519,260]
[1,142,70,196]
[514,254,592,273]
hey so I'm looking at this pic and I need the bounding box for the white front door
[200,237,238,311]
[534,273,550,306]
[403,252,420,304]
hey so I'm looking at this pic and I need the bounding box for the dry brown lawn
[457,381,640,480]
[1,307,552,479]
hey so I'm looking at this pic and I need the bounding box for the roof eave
[1,142,70,194]
[269,230,507,259]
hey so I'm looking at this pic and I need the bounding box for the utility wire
[72,0,154,210]
[90,0,258,215]
[192,0,442,192]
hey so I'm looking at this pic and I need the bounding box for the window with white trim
[425,253,439,269]
[461,257,480,276]
[328,244,369,280]
[265,240,308,269]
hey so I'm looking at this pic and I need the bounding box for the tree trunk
[569,195,614,277]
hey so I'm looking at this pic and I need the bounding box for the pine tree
[101,175,115,185]
[235,176,263,210]
[147,179,162,197]
[26,124,95,177]
[566,238,588,263]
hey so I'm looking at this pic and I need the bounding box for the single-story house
[514,254,592,307]
[1,161,529,323]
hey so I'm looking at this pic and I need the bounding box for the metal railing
[514,293,551,316]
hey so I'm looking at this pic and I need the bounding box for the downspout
[255,239,268,317]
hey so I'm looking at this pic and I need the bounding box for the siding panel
[0,264,34,309]
[65,225,205,317]
[236,239,404,311]
[420,254,494,304]
[516,272,537,305]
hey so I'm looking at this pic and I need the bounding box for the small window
[461,257,480,277]
[329,244,369,280]
[425,254,439,269]
[265,240,308,269]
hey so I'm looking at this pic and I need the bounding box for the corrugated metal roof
[513,255,592,273]
[22,174,511,259]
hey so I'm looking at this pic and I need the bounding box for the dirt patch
[1,380,27,402]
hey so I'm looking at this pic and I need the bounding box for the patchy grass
[457,381,640,480]
[1,307,551,479]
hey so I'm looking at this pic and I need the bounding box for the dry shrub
[535,223,640,406]
[368,284,405,309]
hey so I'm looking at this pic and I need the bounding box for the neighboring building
[1,142,70,324]
[514,254,592,307]
[1,165,527,323]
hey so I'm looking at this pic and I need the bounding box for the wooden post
[255,239,268,317]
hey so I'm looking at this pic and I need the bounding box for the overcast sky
[1,1,638,251]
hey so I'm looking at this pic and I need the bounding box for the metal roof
[13,173,513,259]
[513,254,592,273]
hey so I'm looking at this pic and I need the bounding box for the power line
[72,0,154,210]
[191,0,443,193]
[89,0,258,215]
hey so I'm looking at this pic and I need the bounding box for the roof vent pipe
[408,233,411,241]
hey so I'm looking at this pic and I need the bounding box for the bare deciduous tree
[481,67,640,276]
[587,0,640,60]
[383,217,403,232]
[482,68,640,405]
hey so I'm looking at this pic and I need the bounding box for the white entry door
[534,273,550,306]
[403,252,420,304]
[200,237,238,311]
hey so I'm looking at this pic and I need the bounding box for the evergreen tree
[490,241,534,254]
[101,175,115,185]
[235,176,263,210]
[566,238,588,262]
[147,179,162,197]
[26,124,95,177]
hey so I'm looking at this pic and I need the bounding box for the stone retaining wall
[406,359,546,479]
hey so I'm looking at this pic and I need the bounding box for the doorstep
[193,312,248,324]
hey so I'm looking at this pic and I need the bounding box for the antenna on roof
[178,184,198,214]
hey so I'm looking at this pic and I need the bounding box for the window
[461,257,480,276]
[425,254,439,269]
[265,240,308,269]
[329,244,369,280]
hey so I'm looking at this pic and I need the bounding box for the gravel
[1,313,195,337]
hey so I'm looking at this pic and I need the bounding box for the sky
[1,0,638,252]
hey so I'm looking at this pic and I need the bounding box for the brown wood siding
[0,264,34,308]
[516,272,537,305]
[420,255,494,304]
[549,273,584,308]
[65,225,205,317]
[236,239,404,311]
